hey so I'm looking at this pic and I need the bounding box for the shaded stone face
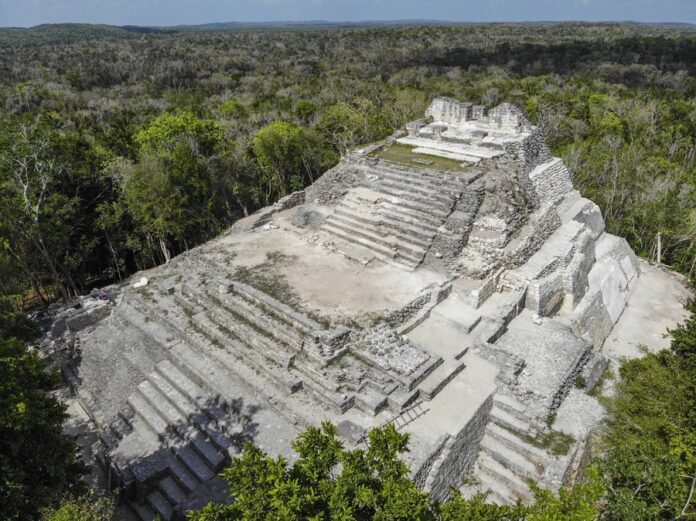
[45,97,687,519]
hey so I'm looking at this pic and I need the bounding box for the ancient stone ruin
[49,97,653,519]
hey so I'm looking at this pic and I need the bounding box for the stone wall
[574,201,605,239]
[304,155,366,204]
[529,158,574,205]
[424,393,494,501]
[488,103,533,132]
[505,203,562,269]
[426,97,477,125]
[412,435,450,489]
[526,272,564,316]
[385,292,432,328]
[353,324,433,377]
[568,288,614,348]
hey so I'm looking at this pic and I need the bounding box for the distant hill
[1,20,694,46]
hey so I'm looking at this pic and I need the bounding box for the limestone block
[275,189,305,210]
[425,97,474,125]
[488,103,532,132]
[573,201,605,239]
[569,289,614,348]
[591,259,628,324]
[528,158,574,204]
[580,351,608,392]
[424,394,493,501]
[562,253,592,309]
[526,272,564,316]
[596,233,639,283]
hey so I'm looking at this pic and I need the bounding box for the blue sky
[1,0,695,28]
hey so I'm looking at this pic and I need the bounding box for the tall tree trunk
[159,238,171,264]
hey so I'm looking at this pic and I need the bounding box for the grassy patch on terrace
[371,143,468,173]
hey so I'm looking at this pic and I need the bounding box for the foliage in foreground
[0,338,82,521]
[188,422,603,521]
[41,493,113,521]
[600,298,696,520]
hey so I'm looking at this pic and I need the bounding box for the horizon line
[2,18,696,30]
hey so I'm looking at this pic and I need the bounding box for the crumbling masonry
[48,98,648,519]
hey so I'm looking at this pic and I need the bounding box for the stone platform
[45,97,690,519]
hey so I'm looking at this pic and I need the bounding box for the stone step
[167,455,200,493]
[203,287,303,352]
[226,280,324,335]
[476,453,532,502]
[370,162,471,188]
[176,290,288,375]
[559,195,589,224]
[412,146,482,164]
[376,172,463,201]
[474,470,519,506]
[175,445,215,482]
[375,180,456,207]
[167,338,310,429]
[489,405,531,434]
[335,204,436,245]
[322,222,422,268]
[146,490,174,521]
[327,213,427,258]
[138,380,187,428]
[326,214,428,257]
[155,360,210,408]
[137,382,225,472]
[372,188,452,218]
[148,370,198,419]
[485,423,551,467]
[186,306,304,397]
[342,197,443,235]
[159,475,188,505]
[492,393,529,422]
[153,363,238,453]
[188,430,226,471]
[480,435,544,481]
[127,392,170,439]
[129,501,157,521]
[179,287,277,353]
[417,358,466,401]
[377,199,448,228]
[555,190,581,218]
[371,166,467,194]
[344,190,445,230]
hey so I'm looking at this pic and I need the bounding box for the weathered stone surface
[40,97,689,518]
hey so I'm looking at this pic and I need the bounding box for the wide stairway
[466,393,552,505]
[100,358,237,521]
[322,160,471,269]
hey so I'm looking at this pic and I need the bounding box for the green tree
[135,111,223,158]
[189,422,434,521]
[190,422,605,521]
[600,299,696,520]
[41,493,113,521]
[0,338,82,520]
[252,121,323,204]
[125,112,224,263]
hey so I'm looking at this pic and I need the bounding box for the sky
[1,0,695,28]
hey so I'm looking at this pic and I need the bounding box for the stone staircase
[98,356,242,521]
[322,161,470,269]
[467,393,552,505]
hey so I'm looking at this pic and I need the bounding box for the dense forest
[1,22,695,305]
[0,21,695,520]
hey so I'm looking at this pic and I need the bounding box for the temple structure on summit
[50,98,659,519]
